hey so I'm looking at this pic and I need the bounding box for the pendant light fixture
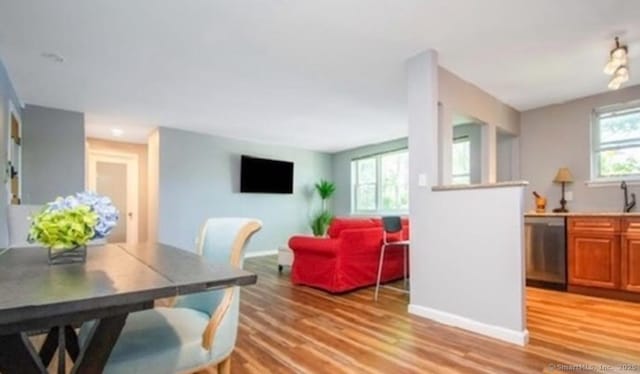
[604,37,630,90]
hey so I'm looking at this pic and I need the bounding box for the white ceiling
[1,1,639,152]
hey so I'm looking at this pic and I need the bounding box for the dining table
[0,242,258,374]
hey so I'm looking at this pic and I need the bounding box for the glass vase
[48,245,87,265]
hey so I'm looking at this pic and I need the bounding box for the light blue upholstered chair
[7,205,42,247]
[79,218,262,374]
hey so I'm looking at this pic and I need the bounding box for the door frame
[6,101,21,204]
[87,150,139,244]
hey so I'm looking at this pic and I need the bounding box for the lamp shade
[553,167,574,183]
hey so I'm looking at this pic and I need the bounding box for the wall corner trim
[408,304,529,346]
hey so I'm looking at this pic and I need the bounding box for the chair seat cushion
[79,307,220,374]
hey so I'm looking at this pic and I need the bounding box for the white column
[407,49,439,304]
[438,104,453,185]
[482,123,497,183]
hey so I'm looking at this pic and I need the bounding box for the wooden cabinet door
[622,218,640,293]
[621,235,640,292]
[568,233,620,289]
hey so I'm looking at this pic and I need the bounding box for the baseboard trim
[408,304,529,346]
[245,250,278,258]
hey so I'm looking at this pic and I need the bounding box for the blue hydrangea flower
[75,192,119,238]
[46,195,82,212]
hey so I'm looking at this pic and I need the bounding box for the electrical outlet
[565,191,573,201]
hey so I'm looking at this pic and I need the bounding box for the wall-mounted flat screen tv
[240,155,294,194]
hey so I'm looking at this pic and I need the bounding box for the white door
[87,151,139,244]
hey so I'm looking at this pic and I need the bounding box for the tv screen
[240,155,294,194]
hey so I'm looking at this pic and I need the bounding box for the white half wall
[409,185,528,345]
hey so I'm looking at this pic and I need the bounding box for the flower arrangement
[29,192,119,251]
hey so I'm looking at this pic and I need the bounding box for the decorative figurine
[533,191,547,213]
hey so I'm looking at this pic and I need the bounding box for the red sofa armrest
[288,236,340,257]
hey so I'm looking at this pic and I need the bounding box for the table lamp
[552,167,574,212]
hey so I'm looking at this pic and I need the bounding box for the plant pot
[48,245,87,265]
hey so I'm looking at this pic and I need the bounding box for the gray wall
[497,131,518,182]
[453,123,482,184]
[331,137,408,216]
[0,58,22,247]
[157,127,332,254]
[520,84,640,212]
[22,105,85,204]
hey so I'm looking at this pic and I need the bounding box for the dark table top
[0,243,257,330]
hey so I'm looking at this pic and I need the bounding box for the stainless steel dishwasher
[524,216,567,290]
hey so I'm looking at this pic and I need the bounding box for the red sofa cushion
[326,218,380,238]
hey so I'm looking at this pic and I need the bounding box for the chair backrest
[7,205,42,248]
[174,218,262,316]
[382,216,402,234]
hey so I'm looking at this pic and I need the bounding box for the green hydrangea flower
[29,205,99,251]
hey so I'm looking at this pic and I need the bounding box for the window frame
[351,148,409,214]
[591,100,640,183]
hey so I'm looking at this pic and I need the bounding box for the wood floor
[229,256,640,374]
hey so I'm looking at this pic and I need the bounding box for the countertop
[432,181,529,191]
[525,211,640,217]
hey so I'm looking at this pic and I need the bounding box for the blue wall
[331,138,408,216]
[0,58,22,247]
[157,127,332,254]
[22,105,85,203]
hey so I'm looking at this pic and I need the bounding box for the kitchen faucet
[621,181,636,213]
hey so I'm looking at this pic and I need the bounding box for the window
[592,102,640,181]
[351,150,409,213]
[452,137,470,184]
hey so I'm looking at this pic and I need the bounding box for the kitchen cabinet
[568,216,640,296]
[568,217,620,289]
[622,218,640,293]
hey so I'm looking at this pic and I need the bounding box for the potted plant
[29,192,119,265]
[310,179,336,236]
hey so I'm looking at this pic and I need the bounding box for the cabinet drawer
[568,217,620,234]
[623,218,640,235]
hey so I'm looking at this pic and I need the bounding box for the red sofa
[288,217,409,293]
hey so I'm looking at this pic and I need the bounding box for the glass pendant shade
[608,77,623,90]
[611,46,627,60]
[604,56,627,74]
[608,65,629,90]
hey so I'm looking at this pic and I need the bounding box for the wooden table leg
[65,325,80,361]
[71,313,128,374]
[57,325,66,374]
[0,333,47,374]
[39,325,82,368]
[39,327,59,367]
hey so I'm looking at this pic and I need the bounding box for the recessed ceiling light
[41,52,65,63]
[111,128,124,137]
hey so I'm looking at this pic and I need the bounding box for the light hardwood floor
[224,256,640,374]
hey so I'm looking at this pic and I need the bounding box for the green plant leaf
[310,210,334,237]
[315,180,336,200]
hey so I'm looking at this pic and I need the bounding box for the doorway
[87,151,139,244]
